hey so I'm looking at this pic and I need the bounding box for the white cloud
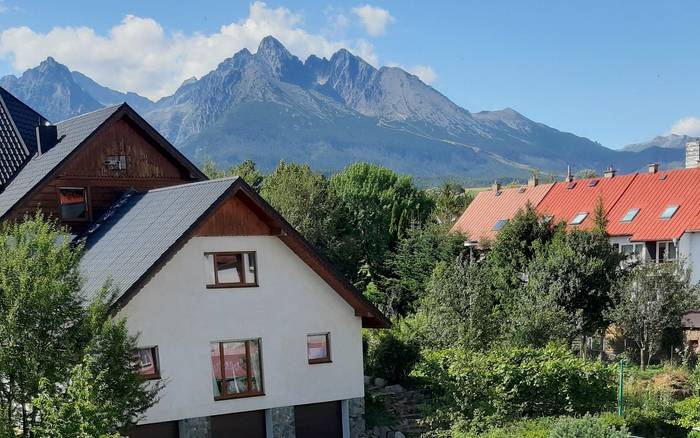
[407,65,437,84]
[352,4,395,37]
[670,117,700,137]
[0,2,379,99]
[386,62,437,85]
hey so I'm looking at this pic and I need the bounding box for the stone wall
[349,397,366,438]
[179,416,211,438]
[270,406,296,438]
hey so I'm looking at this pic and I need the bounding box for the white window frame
[656,241,678,263]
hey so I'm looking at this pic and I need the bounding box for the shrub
[415,345,615,433]
[674,396,700,429]
[548,415,630,438]
[467,417,556,438]
[364,322,420,383]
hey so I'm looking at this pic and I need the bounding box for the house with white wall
[0,87,388,438]
[452,141,700,284]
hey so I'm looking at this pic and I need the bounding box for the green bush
[414,345,615,433]
[619,376,688,437]
[674,396,700,428]
[364,323,420,383]
[466,417,556,438]
[548,415,630,438]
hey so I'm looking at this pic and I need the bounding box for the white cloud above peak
[670,117,700,137]
[352,4,395,36]
[0,2,379,99]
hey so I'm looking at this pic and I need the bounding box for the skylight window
[567,182,577,190]
[588,180,599,187]
[660,205,679,220]
[570,212,588,225]
[621,208,640,223]
[493,219,509,231]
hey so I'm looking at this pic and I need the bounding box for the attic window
[660,205,679,220]
[205,252,258,288]
[621,208,640,223]
[588,180,599,187]
[570,212,588,225]
[104,155,127,171]
[58,187,88,221]
[136,347,160,380]
[492,219,509,231]
[567,182,577,190]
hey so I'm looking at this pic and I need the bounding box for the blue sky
[0,1,698,149]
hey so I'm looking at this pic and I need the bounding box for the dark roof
[80,178,237,301]
[0,102,206,220]
[0,87,47,154]
[79,178,389,328]
[0,105,121,218]
[0,88,48,187]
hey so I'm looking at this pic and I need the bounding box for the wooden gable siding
[8,116,198,233]
[195,193,276,236]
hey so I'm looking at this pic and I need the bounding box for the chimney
[528,173,539,187]
[492,180,501,192]
[564,165,573,182]
[603,165,616,178]
[35,123,58,155]
[648,163,659,174]
[686,139,700,168]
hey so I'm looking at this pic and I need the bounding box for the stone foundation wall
[270,406,296,438]
[179,416,211,438]
[348,397,366,438]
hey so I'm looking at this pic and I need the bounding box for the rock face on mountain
[0,36,684,182]
[622,134,693,152]
[0,57,102,122]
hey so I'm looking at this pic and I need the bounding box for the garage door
[127,421,179,438]
[295,401,342,438]
[211,410,266,438]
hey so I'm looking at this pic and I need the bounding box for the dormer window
[621,208,640,223]
[58,187,88,221]
[205,252,258,288]
[570,212,588,225]
[660,205,679,220]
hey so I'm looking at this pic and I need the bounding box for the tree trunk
[640,346,646,370]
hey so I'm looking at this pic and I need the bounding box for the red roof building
[451,182,553,243]
[536,173,638,230]
[606,168,700,241]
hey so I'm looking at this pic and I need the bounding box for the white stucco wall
[680,232,700,284]
[117,235,365,424]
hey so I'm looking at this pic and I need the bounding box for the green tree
[202,159,264,190]
[427,182,474,226]
[260,161,340,260]
[0,214,160,436]
[330,163,432,286]
[381,223,465,316]
[226,160,264,190]
[610,261,700,369]
[527,228,625,339]
[575,169,599,179]
[418,259,499,350]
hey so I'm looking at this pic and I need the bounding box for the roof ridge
[147,176,239,193]
[55,103,123,125]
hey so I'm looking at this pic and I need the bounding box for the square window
[660,205,679,220]
[621,208,640,223]
[211,339,263,400]
[136,347,160,380]
[58,187,88,221]
[570,212,588,225]
[205,252,257,288]
[307,333,331,364]
[492,219,508,231]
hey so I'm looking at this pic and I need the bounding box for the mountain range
[0,36,687,184]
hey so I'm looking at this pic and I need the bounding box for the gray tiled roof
[80,178,238,302]
[0,88,48,187]
[0,105,121,219]
[0,88,47,154]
